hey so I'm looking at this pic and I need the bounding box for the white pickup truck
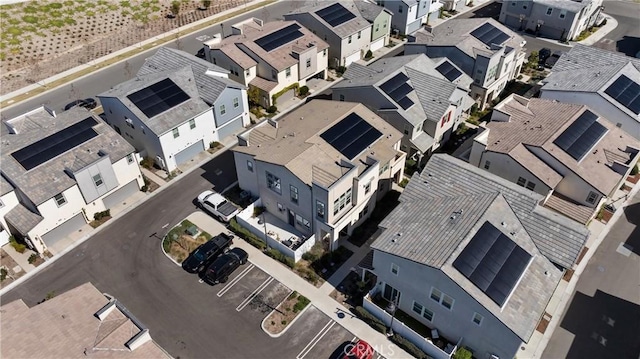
[197,190,240,222]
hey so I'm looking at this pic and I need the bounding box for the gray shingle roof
[0,175,13,197]
[353,0,388,22]
[398,154,590,268]
[534,0,589,13]
[4,203,43,235]
[286,1,371,38]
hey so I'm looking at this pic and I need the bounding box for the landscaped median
[161,219,211,265]
[261,290,311,337]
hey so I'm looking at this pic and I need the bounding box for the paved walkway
[186,211,413,359]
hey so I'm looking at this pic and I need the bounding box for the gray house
[353,0,394,52]
[376,0,442,35]
[499,0,604,41]
[366,154,589,359]
[332,54,473,165]
[405,18,526,109]
[540,44,640,140]
[99,47,249,172]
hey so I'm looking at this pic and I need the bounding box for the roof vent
[501,221,507,227]
[300,117,304,120]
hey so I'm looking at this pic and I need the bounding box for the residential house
[353,0,394,53]
[441,0,473,13]
[332,54,474,165]
[99,47,249,172]
[0,176,19,247]
[233,100,406,252]
[284,1,374,67]
[467,95,640,224]
[405,18,526,109]
[364,153,589,359]
[1,282,170,358]
[0,106,143,253]
[540,44,640,140]
[202,18,329,109]
[376,0,442,35]
[499,0,604,41]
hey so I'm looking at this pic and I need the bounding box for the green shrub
[229,218,266,250]
[389,334,431,359]
[337,66,347,74]
[631,164,639,176]
[354,306,387,334]
[253,206,265,217]
[140,157,154,169]
[453,347,473,359]
[265,248,295,268]
[0,267,7,281]
[298,86,309,96]
[301,251,321,262]
[9,237,26,254]
[93,209,111,221]
[209,141,222,149]
[293,294,311,313]
[28,253,38,264]
[365,50,373,59]
[399,178,409,188]
[202,0,211,8]
[267,105,277,114]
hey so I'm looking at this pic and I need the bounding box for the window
[523,4,527,9]
[213,57,217,64]
[442,295,454,310]
[334,198,340,215]
[413,302,434,322]
[379,163,389,175]
[93,174,104,187]
[316,201,325,219]
[54,193,67,207]
[290,185,299,204]
[422,307,434,321]
[517,177,526,187]
[126,154,134,164]
[229,65,239,76]
[272,69,277,79]
[430,288,442,303]
[404,127,410,135]
[189,119,196,129]
[323,49,327,57]
[526,181,536,190]
[220,104,226,115]
[357,31,361,39]
[398,5,403,13]
[302,218,311,228]
[266,171,281,194]
[383,283,401,303]
[247,160,253,172]
[472,312,483,326]
[286,67,291,77]
[339,94,345,101]
[511,1,516,5]
[391,263,399,275]
[383,20,387,28]
[172,128,180,138]
[412,301,423,315]
[375,23,380,32]
[348,35,352,44]
[345,188,352,206]
[484,160,491,169]
[306,58,311,68]
[546,7,553,16]
[586,191,598,204]
[233,97,239,108]
[277,203,284,212]
[431,287,454,310]
[296,214,304,226]
[364,181,372,194]
[559,9,567,19]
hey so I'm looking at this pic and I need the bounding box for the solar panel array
[320,112,383,160]
[379,72,415,110]
[436,61,463,82]
[315,3,356,27]
[470,23,510,46]
[255,24,304,52]
[604,75,640,114]
[453,221,532,307]
[12,117,99,171]
[127,78,190,119]
[553,110,607,161]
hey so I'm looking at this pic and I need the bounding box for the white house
[405,18,526,109]
[202,18,329,109]
[233,100,406,253]
[363,153,589,359]
[541,44,640,140]
[376,0,442,34]
[99,47,249,172]
[467,95,640,224]
[0,106,143,253]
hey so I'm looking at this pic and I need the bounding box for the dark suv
[182,233,233,273]
[202,247,248,285]
[64,98,97,111]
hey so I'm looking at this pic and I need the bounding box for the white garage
[217,116,244,141]
[102,180,140,209]
[174,140,205,166]
[370,36,386,52]
[41,213,87,249]
[344,51,362,66]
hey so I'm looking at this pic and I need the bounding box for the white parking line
[216,264,254,297]
[296,320,336,359]
[236,277,274,312]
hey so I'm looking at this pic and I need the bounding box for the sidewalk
[186,211,413,359]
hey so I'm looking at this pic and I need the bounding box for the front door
[288,210,295,226]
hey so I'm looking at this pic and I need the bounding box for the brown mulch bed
[89,216,112,228]
[627,174,639,184]
[143,175,160,193]
[600,209,614,223]
[166,232,209,264]
[575,246,590,266]
[29,255,46,267]
[536,312,552,333]
[563,268,575,282]
[264,291,310,335]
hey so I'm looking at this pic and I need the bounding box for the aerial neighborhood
[0,1,638,359]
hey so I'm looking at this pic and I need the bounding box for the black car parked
[64,98,97,111]
[545,51,564,69]
[182,233,234,273]
[538,48,552,63]
[202,247,248,285]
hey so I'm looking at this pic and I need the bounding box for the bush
[28,253,38,264]
[93,209,111,221]
[631,164,639,176]
[265,248,295,268]
[389,334,431,359]
[209,141,222,149]
[253,206,265,217]
[9,237,26,254]
[399,178,409,188]
[1,268,8,281]
[336,66,347,75]
[302,250,321,262]
[267,105,277,114]
[354,306,387,334]
[293,294,311,313]
[140,157,154,170]
[298,86,309,96]
[365,50,373,59]
[229,218,266,250]
[453,347,473,359]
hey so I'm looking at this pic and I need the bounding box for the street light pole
[386,296,398,337]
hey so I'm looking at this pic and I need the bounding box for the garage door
[41,213,86,248]
[102,180,140,209]
[370,37,385,52]
[344,51,361,66]
[174,140,205,166]
[217,116,244,141]
[277,89,295,106]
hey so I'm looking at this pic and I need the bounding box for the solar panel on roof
[397,97,414,110]
[12,117,99,171]
[254,24,304,52]
[470,23,510,46]
[315,3,356,27]
[553,110,607,161]
[436,61,463,82]
[453,221,532,307]
[604,75,640,115]
[127,78,190,119]
[320,112,383,160]
[379,72,415,111]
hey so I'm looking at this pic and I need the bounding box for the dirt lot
[0,0,248,95]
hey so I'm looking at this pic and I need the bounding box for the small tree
[171,1,180,16]
[298,86,309,96]
[527,50,539,69]
[365,49,373,59]
[453,347,473,359]
[202,0,211,9]
[247,86,261,106]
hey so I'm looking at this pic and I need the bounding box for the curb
[260,294,312,339]
[161,223,184,268]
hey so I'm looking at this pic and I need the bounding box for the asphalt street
[542,191,640,359]
[592,0,640,57]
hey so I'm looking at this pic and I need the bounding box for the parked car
[202,247,248,285]
[538,48,552,64]
[196,48,206,59]
[181,233,234,273]
[343,340,374,359]
[544,51,564,68]
[197,190,240,222]
[64,98,97,111]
